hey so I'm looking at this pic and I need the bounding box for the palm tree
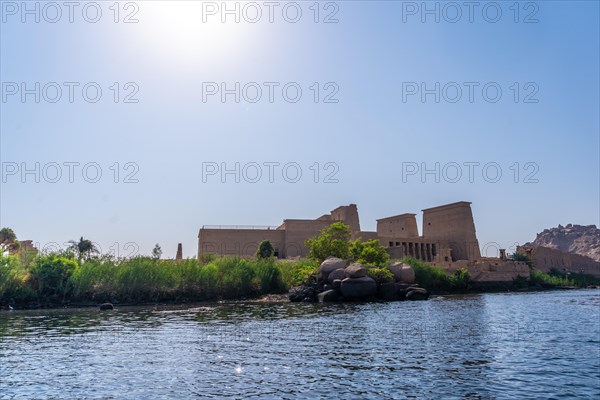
[68,237,98,260]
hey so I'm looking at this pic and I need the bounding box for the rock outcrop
[387,262,415,284]
[289,259,428,303]
[99,303,114,310]
[317,257,347,281]
[327,268,346,283]
[345,264,367,278]
[525,224,600,262]
[340,276,377,298]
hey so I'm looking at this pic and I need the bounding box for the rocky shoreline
[289,257,430,303]
[3,286,597,311]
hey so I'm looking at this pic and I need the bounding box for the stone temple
[198,201,481,263]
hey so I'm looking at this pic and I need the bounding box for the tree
[0,227,20,254]
[256,240,274,259]
[152,244,163,260]
[68,237,98,260]
[30,253,78,299]
[305,222,352,263]
[350,239,389,267]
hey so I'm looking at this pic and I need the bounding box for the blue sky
[1,1,599,258]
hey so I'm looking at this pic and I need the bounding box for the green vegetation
[453,268,471,290]
[0,227,20,253]
[366,268,394,284]
[279,259,319,287]
[0,251,323,306]
[401,258,471,292]
[305,222,352,262]
[529,270,574,286]
[256,240,275,259]
[529,269,600,287]
[350,239,389,267]
[30,253,78,299]
[562,272,600,287]
[0,254,35,302]
[305,222,390,268]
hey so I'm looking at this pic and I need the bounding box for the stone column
[176,243,183,261]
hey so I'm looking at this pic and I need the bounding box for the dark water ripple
[1,290,599,399]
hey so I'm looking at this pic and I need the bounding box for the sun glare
[137,2,256,64]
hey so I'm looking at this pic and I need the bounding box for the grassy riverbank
[2,253,598,308]
[0,253,321,307]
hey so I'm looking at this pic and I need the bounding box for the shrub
[367,268,394,284]
[199,252,217,265]
[530,270,574,287]
[305,222,351,263]
[279,259,319,287]
[70,257,119,301]
[401,257,458,292]
[350,239,389,267]
[256,240,274,259]
[454,268,470,290]
[564,272,600,287]
[111,257,181,302]
[529,269,600,287]
[0,254,36,302]
[254,258,285,292]
[218,257,256,297]
[30,253,78,299]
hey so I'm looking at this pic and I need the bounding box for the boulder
[340,277,377,299]
[318,290,340,303]
[318,257,347,281]
[328,268,346,283]
[99,303,114,310]
[387,262,415,284]
[289,284,318,302]
[378,282,399,301]
[395,283,412,291]
[405,287,429,301]
[332,279,342,290]
[345,263,367,279]
[396,283,412,300]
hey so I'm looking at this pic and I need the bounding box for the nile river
[1,290,599,399]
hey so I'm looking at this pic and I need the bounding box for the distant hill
[524,224,600,262]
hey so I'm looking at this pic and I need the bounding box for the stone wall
[198,228,286,258]
[431,258,530,282]
[281,219,333,258]
[518,245,600,277]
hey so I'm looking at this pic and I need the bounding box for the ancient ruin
[198,201,481,262]
[198,201,478,260]
[176,243,183,261]
[198,201,531,283]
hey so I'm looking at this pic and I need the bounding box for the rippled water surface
[1,290,599,399]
